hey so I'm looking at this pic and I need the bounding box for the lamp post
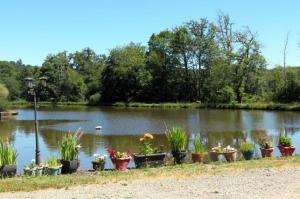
[24,77,47,165]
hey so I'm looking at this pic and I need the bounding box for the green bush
[0,99,8,112]
[279,137,292,147]
[166,127,188,152]
[0,84,9,99]
[0,141,17,166]
[240,142,254,152]
[193,135,205,154]
[88,93,101,105]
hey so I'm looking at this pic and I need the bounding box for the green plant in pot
[240,142,254,160]
[133,133,166,168]
[278,136,295,156]
[0,141,17,177]
[259,136,274,158]
[166,127,188,164]
[210,144,237,162]
[192,135,206,163]
[59,129,83,174]
[45,155,62,176]
[92,154,106,171]
[23,159,44,177]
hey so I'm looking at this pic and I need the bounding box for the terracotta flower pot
[113,157,131,171]
[260,148,274,158]
[223,151,236,162]
[209,151,221,162]
[278,146,295,156]
[192,153,204,163]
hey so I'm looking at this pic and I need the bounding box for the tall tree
[101,43,150,102]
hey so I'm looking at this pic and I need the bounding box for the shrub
[166,127,188,152]
[88,93,101,105]
[0,141,17,166]
[279,137,292,147]
[240,142,254,152]
[0,99,8,112]
[0,84,9,99]
[193,135,205,154]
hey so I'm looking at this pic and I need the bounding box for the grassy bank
[9,101,300,111]
[1,156,300,192]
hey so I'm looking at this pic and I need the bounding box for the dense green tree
[216,15,266,103]
[101,43,151,102]
[40,52,86,102]
[147,31,183,102]
[70,48,106,99]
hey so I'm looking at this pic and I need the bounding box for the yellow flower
[139,138,144,142]
[143,133,154,140]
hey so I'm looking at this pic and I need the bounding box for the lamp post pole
[33,92,41,165]
[24,77,47,165]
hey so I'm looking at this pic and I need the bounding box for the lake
[1,106,300,173]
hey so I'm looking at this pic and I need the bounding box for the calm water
[1,106,300,173]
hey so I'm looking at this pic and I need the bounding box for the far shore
[8,101,300,111]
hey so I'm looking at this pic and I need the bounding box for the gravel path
[1,168,300,199]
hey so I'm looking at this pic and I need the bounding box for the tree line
[0,15,300,104]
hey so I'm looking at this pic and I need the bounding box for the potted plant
[92,154,106,171]
[107,149,132,171]
[0,141,17,177]
[240,142,254,160]
[209,143,223,161]
[166,127,188,164]
[133,133,166,168]
[59,130,83,174]
[45,155,62,176]
[23,159,44,177]
[278,136,295,156]
[192,135,205,163]
[210,144,236,162]
[259,136,274,157]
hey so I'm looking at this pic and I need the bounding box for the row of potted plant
[23,155,62,176]
[238,136,296,161]
[0,130,82,178]
[24,130,83,176]
[0,127,297,177]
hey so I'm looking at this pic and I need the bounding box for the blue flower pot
[35,167,43,176]
[242,150,254,160]
[46,167,60,176]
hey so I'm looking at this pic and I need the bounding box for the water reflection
[1,107,300,172]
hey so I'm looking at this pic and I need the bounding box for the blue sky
[0,0,299,67]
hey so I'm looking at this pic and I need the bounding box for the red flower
[107,149,117,158]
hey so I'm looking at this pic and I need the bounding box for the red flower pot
[192,153,204,163]
[278,146,296,156]
[111,157,117,166]
[113,157,131,171]
[260,148,274,158]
